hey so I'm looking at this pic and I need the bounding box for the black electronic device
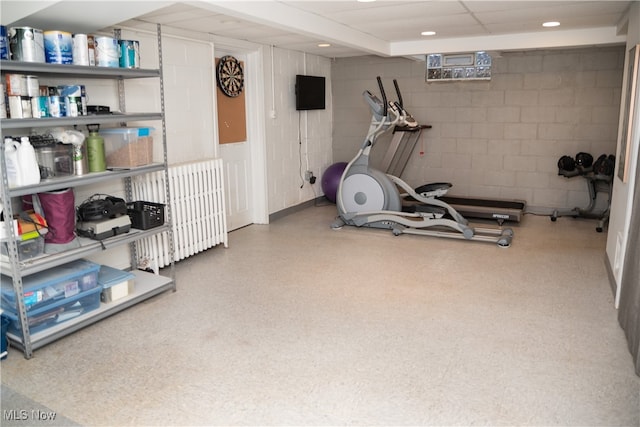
[295,74,326,111]
[77,195,127,222]
[87,105,111,115]
[76,194,131,240]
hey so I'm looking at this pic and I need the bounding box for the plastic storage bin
[99,127,154,168]
[99,265,135,303]
[1,259,100,312]
[1,237,45,262]
[2,286,101,335]
[127,201,165,230]
[1,312,8,360]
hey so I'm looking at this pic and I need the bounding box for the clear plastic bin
[1,259,100,312]
[2,286,101,335]
[1,237,44,261]
[99,127,154,168]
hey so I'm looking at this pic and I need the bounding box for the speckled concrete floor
[1,205,639,426]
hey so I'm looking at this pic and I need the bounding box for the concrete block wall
[332,46,624,210]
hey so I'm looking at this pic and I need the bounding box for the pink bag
[37,189,77,244]
[23,188,77,245]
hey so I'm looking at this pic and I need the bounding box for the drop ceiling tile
[331,1,468,25]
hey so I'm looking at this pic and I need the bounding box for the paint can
[72,33,89,66]
[119,40,140,68]
[0,26,8,60]
[25,75,39,97]
[44,30,73,64]
[94,36,119,67]
[5,74,27,96]
[8,27,45,62]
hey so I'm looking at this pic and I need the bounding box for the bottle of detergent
[18,136,41,185]
[4,137,20,187]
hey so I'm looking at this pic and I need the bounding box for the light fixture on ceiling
[543,21,560,27]
[318,43,331,47]
[421,31,436,36]
[357,0,376,2]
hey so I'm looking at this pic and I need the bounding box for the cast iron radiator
[130,158,229,270]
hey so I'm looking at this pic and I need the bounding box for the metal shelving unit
[0,25,175,359]
[6,271,173,353]
[1,113,163,130]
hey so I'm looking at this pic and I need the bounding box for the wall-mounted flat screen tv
[295,74,326,110]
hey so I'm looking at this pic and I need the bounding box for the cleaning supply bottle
[4,137,21,187]
[17,136,40,186]
[86,124,106,172]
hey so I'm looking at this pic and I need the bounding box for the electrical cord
[298,112,305,188]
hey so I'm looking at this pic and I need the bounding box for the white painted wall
[606,2,640,305]
[74,28,332,267]
[263,47,333,215]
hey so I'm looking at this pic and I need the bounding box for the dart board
[216,55,244,97]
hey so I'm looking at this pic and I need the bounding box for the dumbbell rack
[551,167,613,232]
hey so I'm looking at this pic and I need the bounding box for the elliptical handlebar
[361,77,410,147]
[377,76,388,118]
[393,79,403,109]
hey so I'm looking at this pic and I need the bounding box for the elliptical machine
[331,77,513,247]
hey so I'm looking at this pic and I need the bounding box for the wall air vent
[426,51,492,82]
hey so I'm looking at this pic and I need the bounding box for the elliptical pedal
[402,204,446,218]
[415,182,452,198]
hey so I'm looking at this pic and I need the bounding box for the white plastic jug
[4,137,21,187]
[17,136,41,186]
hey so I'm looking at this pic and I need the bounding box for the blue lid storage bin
[1,313,9,360]
[99,127,154,168]
[1,259,100,313]
[2,286,101,335]
[98,265,135,303]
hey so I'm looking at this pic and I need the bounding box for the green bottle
[86,124,106,172]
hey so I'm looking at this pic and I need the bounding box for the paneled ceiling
[1,1,633,58]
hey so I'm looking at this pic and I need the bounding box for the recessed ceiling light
[421,31,436,36]
[543,21,560,27]
[357,0,376,2]
[318,43,331,47]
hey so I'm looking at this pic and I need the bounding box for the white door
[215,48,268,231]
[220,140,252,231]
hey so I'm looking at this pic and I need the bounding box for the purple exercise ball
[322,162,347,203]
